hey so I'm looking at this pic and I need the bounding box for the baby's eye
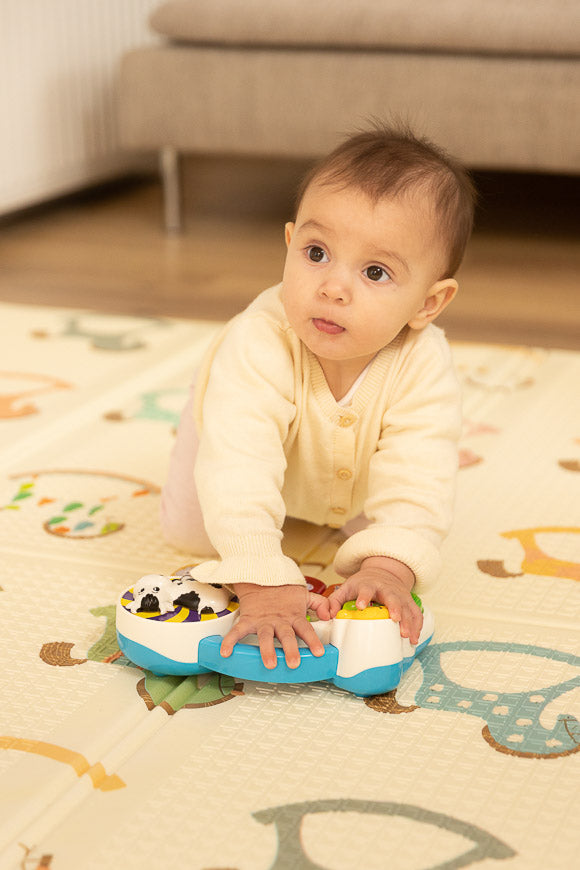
[307,246,328,263]
[364,265,390,283]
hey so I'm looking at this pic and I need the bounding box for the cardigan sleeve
[192,311,306,587]
[333,328,462,592]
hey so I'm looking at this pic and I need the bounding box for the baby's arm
[192,304,334,666]
[193,311,306,588]
[220,583,330,669]
[327,556,423,645]
[332,332,462,634]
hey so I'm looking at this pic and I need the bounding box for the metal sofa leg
[160,147,182,233]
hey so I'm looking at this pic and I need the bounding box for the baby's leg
[341,514,370,537]
[160,381,216,556]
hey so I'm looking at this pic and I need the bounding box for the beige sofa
[118,0,580,231]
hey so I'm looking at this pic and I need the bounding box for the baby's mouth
[312,317,345,335]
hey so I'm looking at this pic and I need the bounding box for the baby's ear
[408,279,458,330]
[284,222,295,248]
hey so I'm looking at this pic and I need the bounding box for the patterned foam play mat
[0,302,578,870]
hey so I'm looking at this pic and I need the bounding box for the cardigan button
[337,468,352,480]
[331,506,347,515]
[338,413,355,427]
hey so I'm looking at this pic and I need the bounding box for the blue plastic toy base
[331,634,433,696]
[116,633,212,677]
[198,635,340,684]
[117,629,434,697]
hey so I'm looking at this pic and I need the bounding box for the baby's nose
[319,267,352,302]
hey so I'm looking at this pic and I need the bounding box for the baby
[161,123,476,670]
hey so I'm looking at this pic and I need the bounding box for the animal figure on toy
[128,569,232,616]
[117,571,434,697]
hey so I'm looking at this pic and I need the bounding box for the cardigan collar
[306,328,408,423]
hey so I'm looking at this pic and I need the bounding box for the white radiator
[0,0,159,215]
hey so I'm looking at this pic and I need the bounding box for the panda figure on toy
[128,570,233,616]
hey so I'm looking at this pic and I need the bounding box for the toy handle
[198,635,339,684]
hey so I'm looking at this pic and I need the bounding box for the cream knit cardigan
[192,285,462,593]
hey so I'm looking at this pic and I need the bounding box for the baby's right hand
[220,582,330,669]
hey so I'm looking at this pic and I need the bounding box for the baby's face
[282,182,453,376]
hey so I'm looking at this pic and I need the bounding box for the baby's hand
[220,582,331,670]
[327,556,423,645]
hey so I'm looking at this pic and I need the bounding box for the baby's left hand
[327,556,423,645]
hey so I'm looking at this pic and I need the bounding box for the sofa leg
[160,147,182,233]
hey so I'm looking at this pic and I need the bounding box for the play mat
[0,302,578,870]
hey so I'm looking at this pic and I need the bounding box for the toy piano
[116,569,434,697]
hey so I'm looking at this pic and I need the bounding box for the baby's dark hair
[295,122,477,277]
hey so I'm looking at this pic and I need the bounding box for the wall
[0,0,159,215]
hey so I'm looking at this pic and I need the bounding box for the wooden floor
[0,158,578,349]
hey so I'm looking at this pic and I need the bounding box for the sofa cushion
[150,0,580,57]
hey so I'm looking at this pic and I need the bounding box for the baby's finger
[327,582,371,617]
[325,586,352,619]
[220,622,248,658]
[410,606,424,646]
[355,582,377,610]
[274,625,301,669]
[373,587,405,622]
[307,591,331,620]
[257,625,279,669]
[295,620,325,658]
[400,601,423,645]
[327,582,350,605]
[384,598,402,624]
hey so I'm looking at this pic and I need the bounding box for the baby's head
[282,123,477,382]
[294,122,476,280]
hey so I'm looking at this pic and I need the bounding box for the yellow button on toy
[336,601,391,620]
